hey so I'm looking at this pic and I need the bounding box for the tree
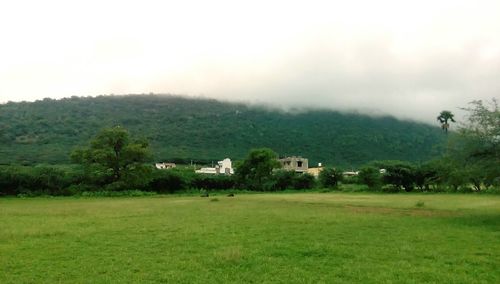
[292,173,316,190]
[358,166,382,190]
[449,99,500,190]
[460,99,499,157]
[235,148,281,191]
[437,110,455,133]
[318,167,344,188]
[269,169,297,191]
[71,126,152,189]
[374,161,416,192]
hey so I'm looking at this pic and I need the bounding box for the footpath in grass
[1,193,499,283]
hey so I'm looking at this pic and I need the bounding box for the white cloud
[0,0,499,123]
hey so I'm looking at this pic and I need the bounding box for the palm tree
[437,110,455,133]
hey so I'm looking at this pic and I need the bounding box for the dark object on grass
[227,193,234,197]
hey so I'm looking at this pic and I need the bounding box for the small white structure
[195,158,234,175]
[155,162,176,170]
[195,167,218,174]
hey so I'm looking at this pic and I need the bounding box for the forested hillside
[0,95,446,166]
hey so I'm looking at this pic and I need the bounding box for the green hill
[0,95,446,167]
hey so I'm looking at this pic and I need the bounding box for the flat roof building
[279,156,308,173]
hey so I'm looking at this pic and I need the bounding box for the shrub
[293,173,316,189]
[0,165,81,196]
[148,170,186,193]
[191,174,235,190]
[358,166,382,190]
[318,167,344,188]
[380,162,416,192]
[270,170,296,191]
[259,170,315,191]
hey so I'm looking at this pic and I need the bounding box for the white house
[195,158,234,175]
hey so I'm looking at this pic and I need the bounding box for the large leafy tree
[71,126,151,189]
[437,110,455,133]
[372,160,416,192]
[451,99,500,189]
[235,148,281,190]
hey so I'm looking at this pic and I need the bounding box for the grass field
[1,193,499,283]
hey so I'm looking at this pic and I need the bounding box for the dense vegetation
[1,96,497,197]
[0,94,445,166]
[1,156,498,196]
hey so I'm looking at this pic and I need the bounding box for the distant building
[195,158,234,175]
[155,162,176,170]
[343,171,359,177]
[279,156,308,173]
[306,162,323,177]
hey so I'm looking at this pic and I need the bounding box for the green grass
[1,193,499,283]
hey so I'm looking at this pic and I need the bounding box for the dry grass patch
[214,246,243,264]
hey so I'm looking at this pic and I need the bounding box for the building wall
[279,156,309,172]
[195,158,234,175]
[306,167,323,177]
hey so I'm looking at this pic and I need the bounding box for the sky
[1,0,499,123]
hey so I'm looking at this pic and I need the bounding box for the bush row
[1,161,498,197]
[0,165,317,196]
[356,160,500,193]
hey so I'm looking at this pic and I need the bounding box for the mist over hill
[0,95,446,167]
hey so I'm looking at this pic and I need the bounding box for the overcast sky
[1,0,499,123]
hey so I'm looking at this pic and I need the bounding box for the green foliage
[413,162,441,191]
[235,148,281,191]
[0,95,446,167]
[437,110,455,133]
[318,167,344,188]
[0,165,82,196]
[191,174,236,190]
[71,126,152,190]
[292,173,316,190]
[372,161,416,192]
[444,99,500,191]
[264,170,316,191]
[268,169,297,191]
[358,166,382,190]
